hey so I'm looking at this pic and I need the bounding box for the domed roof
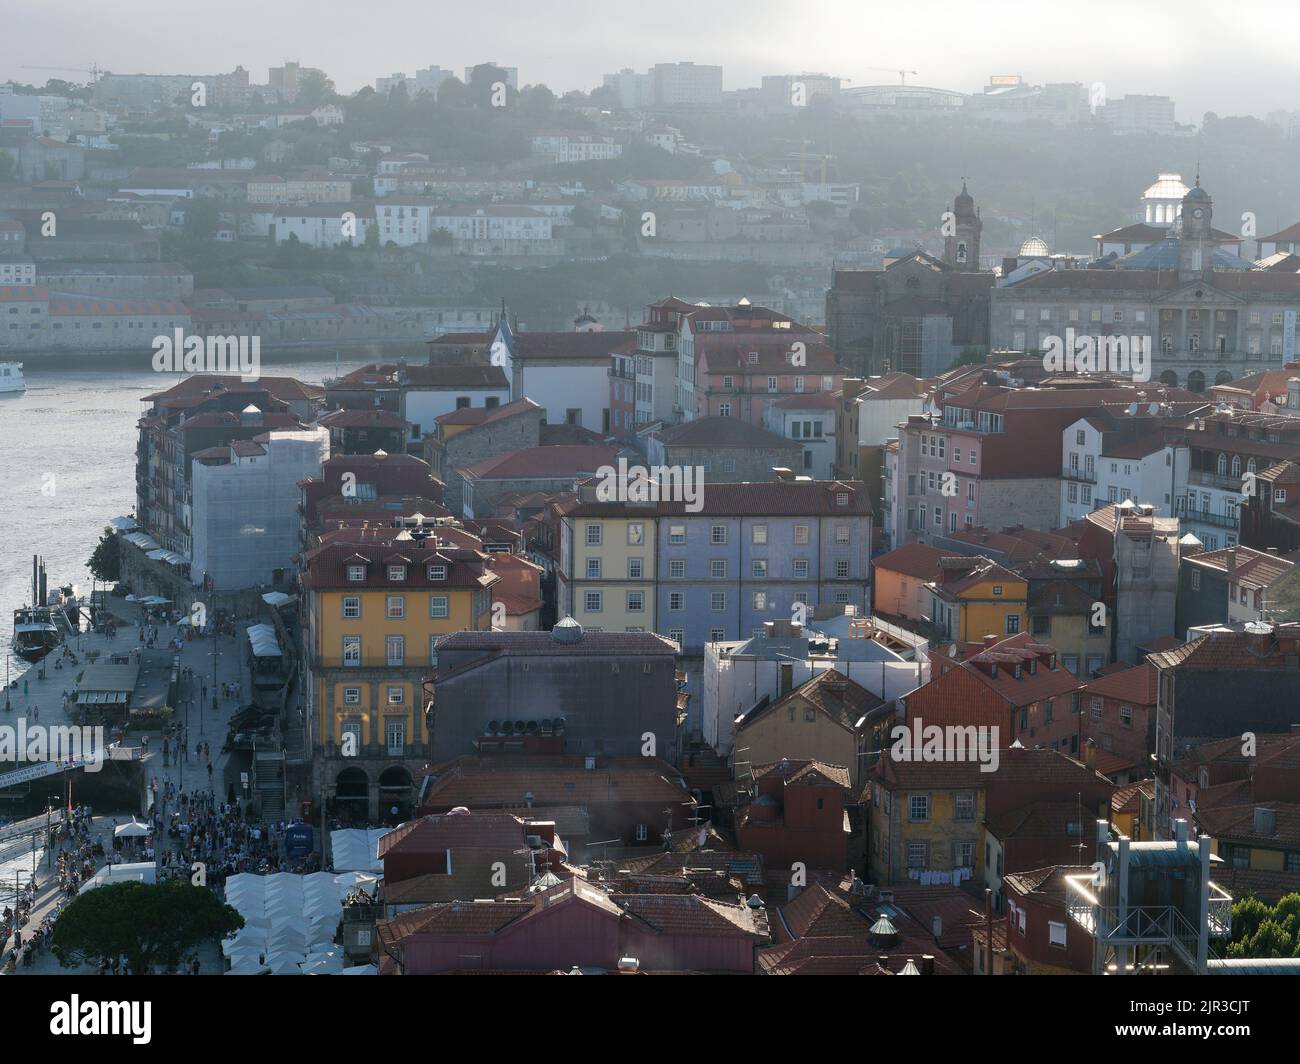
[1143,173,1189,200]
[1019,236,1050,257]
[1185,184,1210,203]
[551,616,585,643]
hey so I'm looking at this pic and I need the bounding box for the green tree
[87,527,121,583]
[296,69,336,109]
[183,197,221,241]
[52,880,243,974]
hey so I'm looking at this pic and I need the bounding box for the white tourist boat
[0,361,24,395]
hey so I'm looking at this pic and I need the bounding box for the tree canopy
[52,880,243,974]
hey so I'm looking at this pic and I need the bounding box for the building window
[586,558,602,579]
[342,687,361,705]
[669,525,686,545]
[955,792,975,821]
[429,595,449,619]
[1048,921,1067,949]
[628,557,643,579]
[386,720,405,756]
[1119,704,1133,727]
[1006,614,1020,634]
[387,565,406,582]
[342,596,361,619]
[710,559,727,579]
[427,565,447,581]
[906,841,928,869]
[835,525,850,544]
[709,627,726,641]
[710,591,726,611]
[386,685,404,706]
[752,559,768,578]
[835,560,850,578]
[342,636,361,665]
[385,634,405,666]
[669,592,684,610]
[585,591,602,613]
[669,559,686,578]
[794,524,810,545]
[753,591,768,610]
[635,823,649,842]
[909,795,929,821]
[793,559,809,578]
[627,591,645,612]
[752,524,768,544]
[668,627,684,644]
[585,523,602,546]
[385,595,405,620]
[347,565,366,582]
[711,525,727,545]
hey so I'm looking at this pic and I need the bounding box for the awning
[247,623,282,657]
[109,516,139,532]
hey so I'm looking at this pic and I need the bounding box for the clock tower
[1179,180,1212,280]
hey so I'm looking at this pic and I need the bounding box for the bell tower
[1179,178,1212,280]
[944,181,982,271]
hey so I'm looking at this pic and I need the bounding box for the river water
[0,354,369,683]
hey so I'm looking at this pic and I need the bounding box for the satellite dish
[948,643,958,657]
[1127,402,1138,416]
[1148,403,1159,415]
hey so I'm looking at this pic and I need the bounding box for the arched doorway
[1188,370,1206,393]
[333,767,369,825]
[1214,370,1232,385]
[1159,370,1178,387]
[379,766,414,824]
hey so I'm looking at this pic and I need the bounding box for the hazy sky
[5,0,1297,120]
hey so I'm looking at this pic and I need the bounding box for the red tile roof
[873,543,948,581]
[460,444,622,481]
[1082,662,1158,705]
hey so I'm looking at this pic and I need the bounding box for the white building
[763,393,837,477]
[190,425,330,590]
[1098,95,1176,136]
[529,132,622,164]
[1059,413,1188,527]
[375,200,437,246]
[271,204,374,247]
[701,615,927,755]
[651,62,723,106]
[602,69,653,109]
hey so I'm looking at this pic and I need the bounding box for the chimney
[1084,738,1096,770]
[842,378,866,402]
[931,915,943,940]
[1173,818,1188,843]
[1225,548,1236,579]
[920,954,935,976]
[983,634,998,649]
[772,467,795,481]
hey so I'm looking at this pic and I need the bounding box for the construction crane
[21,64,107,83]
[862,65,918,85]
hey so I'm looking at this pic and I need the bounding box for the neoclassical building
[991,181,1300,391]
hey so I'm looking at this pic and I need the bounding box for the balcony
[1062,464,1097,484]
[1188,469,1245,492]
[1183,508,1239,530]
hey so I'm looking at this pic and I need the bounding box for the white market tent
[329,828,390,873]
[79,861,157,894]
[222,872,377,975]
[114,820,151,838]
[246,624,282,658]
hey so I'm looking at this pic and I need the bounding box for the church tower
[944,181,982,271]
[1178,179,1213,280]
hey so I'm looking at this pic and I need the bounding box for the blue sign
[283,823,314,857]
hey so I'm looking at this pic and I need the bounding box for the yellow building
[926,557,1028,643]
[557,501,658,634]
[303,525,496,821]
[869,758,988,887]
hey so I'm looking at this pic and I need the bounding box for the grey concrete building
[644,415,803,482]
[427,622,682,764]
[424,397,545,515]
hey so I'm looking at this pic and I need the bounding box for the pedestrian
[206,762,213,782]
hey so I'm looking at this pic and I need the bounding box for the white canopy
[114,819,150,838]
[329,828,390,873]
[247,623,282,657]
[220,872,364,974]
[79,861,157,894]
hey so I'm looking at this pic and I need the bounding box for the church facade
[826,184,994,377]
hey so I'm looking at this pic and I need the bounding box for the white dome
[1143,173,1189,200]
[1019,237,1050,257]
